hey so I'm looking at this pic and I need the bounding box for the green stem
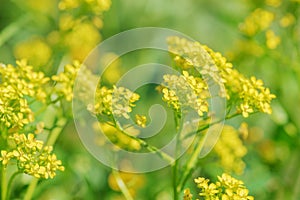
[112,170,134,200]
[110,122,175,164]
[1,167,7,200]
[46,118,67,146]
[182,112,241,140]
[177,135,205,193]
[6,171,21,200]
[177,111,242,193]
[23,178,38,200]
[173,112,182,200]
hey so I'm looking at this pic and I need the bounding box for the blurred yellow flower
[239,9,274,36]
[266,30,281,49]
[14,37,52,67]
[280,13,295,27]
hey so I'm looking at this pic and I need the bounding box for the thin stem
[23,178,38,200]
[1,167,7,200]
[182,112,241,140]
[177,135,205,193]
[6,171,21,200]
[46,118,67,146]
[177,111,243,193]
[108,121,175,164]
[173,112,182,200]
[112,170,134,200]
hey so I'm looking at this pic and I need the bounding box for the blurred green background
[1,0,300,199]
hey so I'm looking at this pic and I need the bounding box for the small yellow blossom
[213,125,248,174]
[0,150,13,166]
[14,37,52,67]
[280,13,295,27]
[190,173,254,200]
[183,189,193,200]
[161,71,209,117]
[7,133,64,179]
[266,30,281,49]
[135,114,147,127]
[239,9,274,36]
[52,61,81,101]
[93,86,140,120]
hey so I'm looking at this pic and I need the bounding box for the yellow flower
[239,9,274,36]
[265,30,281,49]
[161,71,209,116]
[0,150,13,166]
[14,37,52,67]
[135,114,147,127]
[213,125,248,174]
[8,133,64,179]
[183,189,193,200]
[167,37,276,118]
[52,61,81,101]
[190,173,254,199]
[280,13,296,27]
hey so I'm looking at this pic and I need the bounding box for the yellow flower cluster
[202,45,276,117]
[0,60,49,128]
[265,30,281,49]
[56,0,111,61]
[161,71,209,116]
[192,173,254,200]
[239,8,274,36]
[0,133,64,179]
[167,36,224,87]
[14,0,111,65]
[279,13,295,27]
[14,38,52,67]
[52,61,81,101]
[167,37,276,118]
[92,86,140,120]
[213,125,248,174]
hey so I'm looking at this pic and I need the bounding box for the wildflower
[0,60,49,128]
[52,61,81,101]
[183,189,193,200]
[0,150,13,166]
[14,37,52,67]
[167,37,276,118]
[8,133,64,179]
[63,22,101,61]
[135,114,147,127]
[213,125,248,174]
[93,86,140,120]
[161,71,209,117]
[265,30,281,49]
[280,13,295,27]
[239,9,274,36]
[190,173,254,200]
